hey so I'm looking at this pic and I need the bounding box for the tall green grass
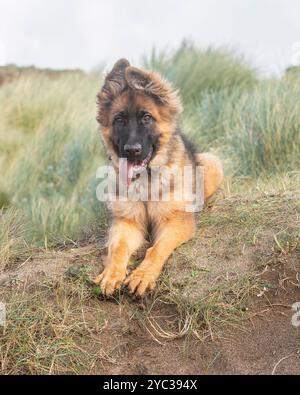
[227,79,300,176]
[183,80,300,176]
[0,42,299,246]
[143,41,257,104]
[0,208,29,271]
[0,73,107,245]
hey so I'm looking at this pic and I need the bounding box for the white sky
[0,0,300,76]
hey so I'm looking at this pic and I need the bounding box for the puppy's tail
[195,152,224,201]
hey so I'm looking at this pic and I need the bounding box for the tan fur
[95,60,223,296]
[196,153,224,200]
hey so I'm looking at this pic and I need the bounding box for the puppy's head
[97,59,182,183]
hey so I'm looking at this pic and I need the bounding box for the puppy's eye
[142,114,152,124]
[114,117,124,125]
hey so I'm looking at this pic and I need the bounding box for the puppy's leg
[196,153,223,201]
[94,219,145,295]
[125,213,195,295]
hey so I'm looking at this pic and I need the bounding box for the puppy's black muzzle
[124,143,142,158]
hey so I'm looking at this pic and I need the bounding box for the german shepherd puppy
[95,59,223,296]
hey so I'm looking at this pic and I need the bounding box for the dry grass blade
[0,208,29,272]
[146,314,193,341]
[272,353,297,375]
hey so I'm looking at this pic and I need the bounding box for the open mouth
[124,146,153,186]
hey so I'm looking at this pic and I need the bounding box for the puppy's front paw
[124,265,158,296]
[94,266,127,296]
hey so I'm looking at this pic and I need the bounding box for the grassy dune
[0,43,299,374]
[1,43,299,250]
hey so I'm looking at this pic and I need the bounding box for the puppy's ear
[104,58,131,94]
[97,59,130,126]
[125,67,152,91]
[125,67,182,114]
[111,58,131,75]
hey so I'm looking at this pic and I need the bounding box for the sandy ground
[1,242,299,375]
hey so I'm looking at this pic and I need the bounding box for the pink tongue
[127,162,134,186]
[119,160,133,187]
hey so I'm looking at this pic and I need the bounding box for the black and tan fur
[95,59,223,296]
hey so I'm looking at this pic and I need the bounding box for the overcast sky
[0,0,299,76]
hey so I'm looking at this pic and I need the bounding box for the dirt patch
[0,192,299,374]
[1,240,299,374]
[213,253,300,374]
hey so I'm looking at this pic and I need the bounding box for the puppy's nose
[124,143,142,156]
